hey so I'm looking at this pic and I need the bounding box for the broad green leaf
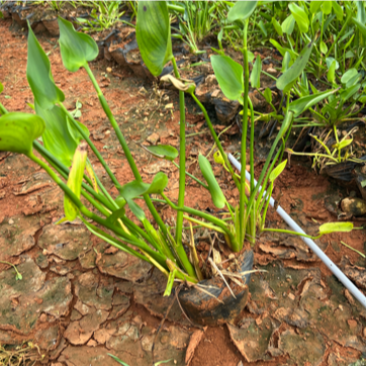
[270,39,296,59]
[281,14,295,35]
[276,40,314,91]
[326,57,339,70]
[356,0,366,24]
[35,102,79,167]
[0,81,3,94]
[340,84,360,101]
[289,89,337,117]
[118,172,168,200]
[126,199,146,221]
[227,1,257,23]
[58,17,99,72]
[332,1,343,21]
[250,55,262,89]
[257,20,267,37]
[264,88,272,104]
[320,41,328,54]
[310,1,322,14]
[289,3,309,33]
[0,112,45,156]
[198,154,226,209]
[319,222,353,235]
[353,18,366,39]
[27,24,65,110]
[341,68,359,87]
[136,1,172,76]
[211,55,243,102]
[327,60,336,83]
[272,17,283,36]
[321,1,333,15]
[333,138,353,150]
[64,142,88,221]
[269,160,287,182]
[143,144,178,161]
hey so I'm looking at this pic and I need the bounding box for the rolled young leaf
[227,1,257,23]
[198,154,226,209]
[0,112,45,156]
[26,24,65,110]
[211,55,243,102]
[276,40,314,91]
[64,141,88,221]
[136,1,172,76]
[58,17,99,72]
[269,160,287,182]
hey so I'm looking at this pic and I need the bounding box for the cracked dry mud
[1,17,366,366]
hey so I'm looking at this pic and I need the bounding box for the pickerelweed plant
[0,2,353,296]
[136,1,353,251]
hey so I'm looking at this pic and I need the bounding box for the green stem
[171,57,186,249]
[240,19,250,246]
[261,228,319,240]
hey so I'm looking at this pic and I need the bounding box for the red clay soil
[1,18,366,366]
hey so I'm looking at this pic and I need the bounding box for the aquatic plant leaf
[250,55,262,89]
[289,3,309,33]
[118,172,168,200]
[340,84,360,101]
[0,112,45,156]
[272,17,283,36]
[269,160,287,182]
[27,24,65,110]
[289,89,337,117]
[227,1,257,23]
[58,17,99,72]
[319,222,353,235]
[276,40,314,91]
[136,1,172,76]
[321,1,333,15]
[198,154,226,209]
[143,144,179,161]
[264,88,272,104]
[64,142,88,221]
[353,17,366,39]
[310,1,322,14]
[341,68,359,87]
[211,55,243,102]
[332,1,343,21]
[281,14,295,35]
[327,60,337,83]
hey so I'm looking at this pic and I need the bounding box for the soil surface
[1,18,366,366]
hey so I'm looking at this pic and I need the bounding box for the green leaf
[356,0,366,24]
[333,138,353,150]
[163,269,176,297]
[58,17,98,72]
[211,55,243,102]
[289,3,309,33]
[353,17,366,39]
[310,1,322,14]
[281,14,295,35]
[272,17,283,36]
[27,24,64,110]
[198,154,226,209]
[108,354,130,366]
[326,57,339,70]
[282,51,291,72]
[269,160,287,182]
[0,81,3,94]
[136,1,172,76]
[263,88,272,104]
[320,41,328,54]
[0,112,45,156]
[35,102,81,167]
[276,40,314,91]
[318,222,353,236]
[250,55,262,89]
[289,89,337,117]
[118,172,168,200]
[327,60,337,83]
[64,142,87,221]
[106,207,126,226]
[143,144,178,161]
[126,199,146,221]
[227,1,257,23]
[321,1,333,15]
[332,1,343,21]
[257,20,267,37]
[341,68,359,87]
[340,84,360,101]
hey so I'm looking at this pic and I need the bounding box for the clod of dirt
[0,214,44,257]
[0,257,72,336]
[228,317,274,362]
[108,291,130,320]
[38,222,92,261]
[96,250,152,282]
[341,197,366,217]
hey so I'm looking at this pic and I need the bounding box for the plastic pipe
[228,153,366,308]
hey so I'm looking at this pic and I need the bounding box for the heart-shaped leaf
[136,1,172,76]
[0,112,45,156]
[227,1,257,23]
[250,55,262,89]
[289,3,309,33]
[27,24,65,110]
[58,17,99,72]
[211,55,243,102]
[198,154,226,209]
[276,40,314,91]
[143,144,178,161]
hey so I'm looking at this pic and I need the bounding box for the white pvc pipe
[228,153,366,308]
